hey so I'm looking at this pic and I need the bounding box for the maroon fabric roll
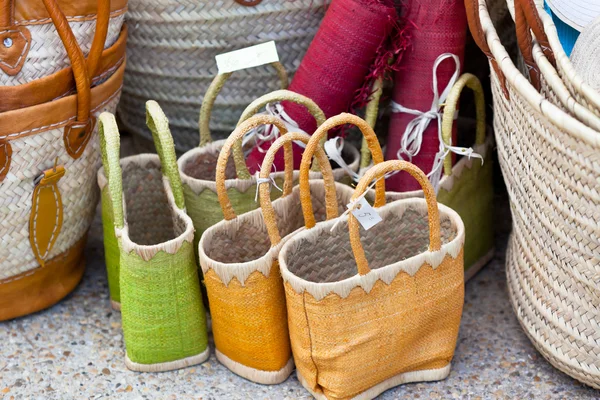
[384,0,467,192]
[245,0,399,173]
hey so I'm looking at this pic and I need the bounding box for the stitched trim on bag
[0,143,9,175]
[17,7,127,26]
[0,243,71,284]
[0,29,29,69]
[32,183,61,260]
[0,84,122,140]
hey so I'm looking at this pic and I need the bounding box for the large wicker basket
[119,0,327,151]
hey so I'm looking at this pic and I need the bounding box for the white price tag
[216,41,279,74]
[350,198,382,231]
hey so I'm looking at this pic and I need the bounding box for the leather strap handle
[87,0,111,77]
[259,132,337,246]
[215,115,292,221]
[441,73,486,175]
[349,160,442,276]
[464,0,509,99]
[299,113,386,230]
[0,2,13,27]
[231,89,326,179]
[235,0,263,6]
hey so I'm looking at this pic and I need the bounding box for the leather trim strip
[0,60,125,139]
[14,0,128,25]
[0,25,126,113]
[0,234,86,321]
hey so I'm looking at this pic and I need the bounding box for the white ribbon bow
[254,171,283,202]
[390,53,483,192]
[324,137,360,182]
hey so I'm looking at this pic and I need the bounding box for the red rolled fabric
[245,0,399,173]
[384,0,467,192]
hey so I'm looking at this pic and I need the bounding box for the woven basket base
[215,349,294,385]
[465,247,495,282]
[297,364,451,400]
[110,300,121,312]
[125,346,210,373]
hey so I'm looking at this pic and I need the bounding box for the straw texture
[98,104,208,372]
[119,0,327,151]
[278,159,465,399]
[467,0,600,388]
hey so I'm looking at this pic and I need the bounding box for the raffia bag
[119,0,327,151]
[279,158,465,400]
[0,0,126,321]
[466,0,600,387]
[98,102,208,372]
[198,113,379,384]
[510,0,600,131]
[362,73,495,280]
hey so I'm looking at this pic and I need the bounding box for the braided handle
[216,115,291,221]
[441,73,486,176]
[349,160,442,276]
[231,89,326,179]
[300,113,386,229]
[98,112,124,229]
[145,101,186,210]
[259,132,338,246]
[198,61,288,147]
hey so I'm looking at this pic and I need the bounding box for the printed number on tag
[351,198,382,230]
[216,41,279,74]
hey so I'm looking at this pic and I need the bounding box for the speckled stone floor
[1,192,599,400]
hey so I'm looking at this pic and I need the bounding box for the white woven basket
[467,0,600,388]
[118,0,327,152]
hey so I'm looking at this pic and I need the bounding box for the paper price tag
[216,41,279,74]
[351,198,382,231]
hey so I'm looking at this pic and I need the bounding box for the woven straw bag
[98,102,208,372]
[198,113,379,384]
[279,159,465,400]
[466,0,600,387]
[119,0,327,151]
[510,0,600,131]
[0,0,126,321]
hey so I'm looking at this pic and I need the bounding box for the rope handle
[349,160,442,276]
[464,0,509,99]
[98,112,124,229]
[216,115,291,221]
[300,113,387,229]
[360,77,384,169]
[231,89,326,179]
[441,73,486,176]
[145,101,186,210]
[259,131,338,246]
[198,61,288,148]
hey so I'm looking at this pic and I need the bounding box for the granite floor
[1,194,599,400]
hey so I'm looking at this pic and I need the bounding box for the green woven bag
[98,101,209,372]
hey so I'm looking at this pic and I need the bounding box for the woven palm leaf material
[199,127,354,384]
[278,160,465,400]
[385,0,467,192]
[119,0,327,152]
[98,103,208,372]
[466,0,600,388]
[244,0,401,173]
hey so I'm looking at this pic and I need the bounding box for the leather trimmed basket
[0,0,126,321]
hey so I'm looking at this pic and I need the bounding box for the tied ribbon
[254,171,282,202]
[390,52,482,192]
[242,102,308,154]
[324,137,360,182]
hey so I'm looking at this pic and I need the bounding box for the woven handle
[259,131,338,246]
[231,89,327,179]
[300,113,386,229]
[216,115,291,221]
[145,101,186,210]
[515,0,556,91]
[349,160,442,276]
[464,0,509,99]
[98,112,124,228]
[198,61,288,147]
[441,73,486,176]
[360,77,384,168]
